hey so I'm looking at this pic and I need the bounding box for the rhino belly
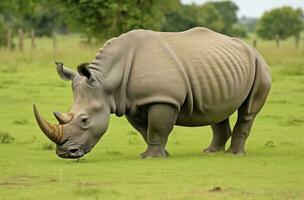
[176,99,243,126]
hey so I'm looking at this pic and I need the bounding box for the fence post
[31,29,36,49]
[52,31,57,50]
[7,29,12,50]
[18,28,24,51]
[295,35,300,49]
[253,38,257,48]
[275,34,280,48]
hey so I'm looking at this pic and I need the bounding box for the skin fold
[34,27,272,159]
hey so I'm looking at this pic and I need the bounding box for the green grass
[0,35,304,200]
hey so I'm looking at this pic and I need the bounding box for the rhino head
[33,62,111,159]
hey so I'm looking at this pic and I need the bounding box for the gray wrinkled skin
[54,63,111,158]
[35,27,271,159]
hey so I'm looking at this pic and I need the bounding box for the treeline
[0,0,303,47]
[0,0,66,47]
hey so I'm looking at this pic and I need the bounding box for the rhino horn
[33,104,63,145]
[53,112,73,124]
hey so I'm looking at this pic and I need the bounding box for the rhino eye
[86,76,98,88]
[79,116,90,129]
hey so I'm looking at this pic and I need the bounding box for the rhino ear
[55,61,77,81]
[77,63,92,80]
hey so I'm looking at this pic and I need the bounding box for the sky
[181,0,304,18]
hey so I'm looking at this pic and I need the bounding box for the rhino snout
[56,146,85,159]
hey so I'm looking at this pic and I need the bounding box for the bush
[0,131,15,144]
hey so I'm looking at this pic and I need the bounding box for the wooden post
[253,38,257,48]
[18,28,24,51]
[295,35,300,49]
[52,31,57,50]
[31,29,36,49]
[7,29,12,50]
[275,34,280,48]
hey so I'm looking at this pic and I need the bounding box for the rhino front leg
[126,113,169,156]
[126,109,172,158]
[126,114,148,143]
[204,118,231,153]
[140,104,178,159]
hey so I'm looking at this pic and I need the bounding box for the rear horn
[53,112,73,124]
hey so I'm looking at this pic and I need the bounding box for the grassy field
[0,35,304,200]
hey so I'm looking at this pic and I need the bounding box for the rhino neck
[89,35,136,117]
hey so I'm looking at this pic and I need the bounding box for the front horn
[33,104,63,145]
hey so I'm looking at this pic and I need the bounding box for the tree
[207,1,238,34]
[0,0,36,30]
[160,0,193,32]
[195,3,224,32]
[161,3,224,33]
[158,0,182,13]
[161,1,243,37]
[25,0,67,36]
[257,6,303,40]
[57,0,164,42]
[0,0,64,37]
[161,10,197,32]
[0,1,31,47]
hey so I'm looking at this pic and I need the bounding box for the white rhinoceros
[34,27,271,159]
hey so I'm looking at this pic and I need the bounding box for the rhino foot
[140,145,169,159]
[226,147,246,156]
[203,146,225,153]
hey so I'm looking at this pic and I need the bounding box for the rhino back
[126,28,256,124]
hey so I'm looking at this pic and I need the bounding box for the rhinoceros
[33,27,271,159]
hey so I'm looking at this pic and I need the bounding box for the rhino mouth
[56,145,93,159]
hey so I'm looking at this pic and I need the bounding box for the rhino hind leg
[139,104,178,159]
[227,108,255,155]
[228,57,272,155]
[204,118,231,153]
